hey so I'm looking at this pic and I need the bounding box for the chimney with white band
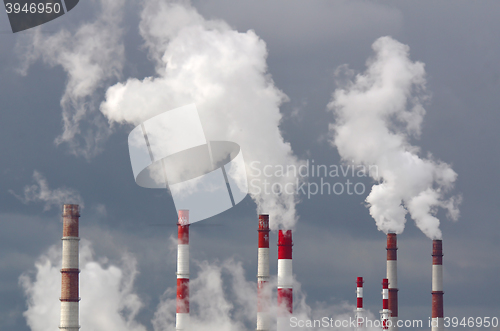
[432,240,444,331]
[386,233,398,331]
[381,278,390,331]
[59,204,81,331]
[356,277,364,328]
[176,210,190,330]
[257,215,270,331]
[277,229,293,330]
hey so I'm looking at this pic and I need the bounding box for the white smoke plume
[19,240,146,331]
[152,257,380,331]
[9,170,84,211]
[328,36,461,239]
[20,236,380,331]
[16,0,125,159]
[100,0,302,230]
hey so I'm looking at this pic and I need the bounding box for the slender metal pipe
[432,240,444,331]
[257,215,270,331]
[176,210,190,331]
[356,277,364,328]
[60,204,80,331]
[381,278,390,330]
[386,233,398,331]
[277,229,293,330]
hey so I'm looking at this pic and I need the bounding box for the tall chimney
[386,233,398,331]
[176,210,190,331]
[432,240,444,331]
[381,278,390,330]
[60,204,80,330]
[277,229,293,330]
[257,215,270,331]
[356,277,364,328]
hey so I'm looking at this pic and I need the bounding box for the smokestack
[386,233,398,331]
[59,204,80,330]
[176,210,190,331]
[356,277,364,328]
[277,229,293,329]
[381,278,390,330]
[432,240,444,331]
[257,215,270,331]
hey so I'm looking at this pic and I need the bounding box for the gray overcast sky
[1,1,500,330]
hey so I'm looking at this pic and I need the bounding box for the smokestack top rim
[178,210,190,226]
[278,229,293,246]
[62,204,80,217]
[386,233,397,250]
[357,277,364,286]
[432,239,443,256]
[382,278,389,288]
[258,214,270,231]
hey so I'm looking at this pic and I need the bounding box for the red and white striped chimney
[432,240,444,331]
[176,210,190,331]
[257,215,270,331]
[60,204,80,331]
[381,278,390,331]
[277,229,293,329]
[356,277,364,328]
[386,233,398,331]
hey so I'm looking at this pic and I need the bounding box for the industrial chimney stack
[432,240,444,331]
[277,229,293,330]
[176,210,190,331]
[257,215,270,331]
[356,277,364,328]
[381,278,390,331]
[386,233,398,331]
[59,204,80,330]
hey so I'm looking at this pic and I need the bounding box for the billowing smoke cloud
[19,240,146,331]
[9,170,84,211]
[20,235,380,331]
[152,257,380,331]
[328,36,461,239]
[16,0,125,159]
[100,0,302,229]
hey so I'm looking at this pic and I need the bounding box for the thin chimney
[356,277,364,328]
[257,215,270,331]
[176,210,190,330]
[59,204,80,330]
[386,233,398,331]
[277,229,293,330]
[432,240,444,331]
[381,278,390,330]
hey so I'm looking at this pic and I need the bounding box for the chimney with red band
[432,240,444,331]
[356,277,364,328]
[277,229,293,330]
[59,204,81,330]
[176,210,190,330]
[257,215,270,331]
[386,233,398,331]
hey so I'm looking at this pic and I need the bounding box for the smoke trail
[16,0,125,159]
[328,36,461,239]
[9,170,84,211]
[19,240,146,331]
[152,257,380,331]
[100,0,302,230]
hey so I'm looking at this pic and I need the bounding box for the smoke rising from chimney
[328,36,461,239]
[19,240,146,331]
[15,0,125,159]
[100,1,302,229]
[9,171,84,211]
